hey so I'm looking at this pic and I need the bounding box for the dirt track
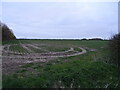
[2,44,87,74]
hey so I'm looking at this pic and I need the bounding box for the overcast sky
[2,2,118,39]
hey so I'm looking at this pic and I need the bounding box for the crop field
[2,39,119,88]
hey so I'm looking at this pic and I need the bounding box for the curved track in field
[2,44,87,74]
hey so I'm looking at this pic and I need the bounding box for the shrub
[0,22,16,41]
[109,33,120,67]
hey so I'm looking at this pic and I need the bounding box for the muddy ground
[2,43,96,74]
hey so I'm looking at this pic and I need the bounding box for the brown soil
[2,44,87,74]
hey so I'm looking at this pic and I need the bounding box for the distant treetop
[88,38,103,40]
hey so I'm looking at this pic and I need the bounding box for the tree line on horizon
[0,22,106,41]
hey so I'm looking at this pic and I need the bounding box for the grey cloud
[2,2,118,39]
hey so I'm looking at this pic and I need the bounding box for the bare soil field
[2,42,89,74]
